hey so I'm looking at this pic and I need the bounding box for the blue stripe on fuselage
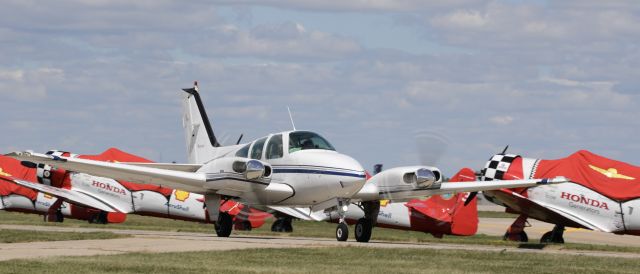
[272,168,366,178]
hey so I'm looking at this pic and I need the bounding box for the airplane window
[235,144,250,158]
[266,134,284,159]
[289,131,335,153]
[250,137,267,159]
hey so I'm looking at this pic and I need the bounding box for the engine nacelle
[367,166,442,191]
[199,157,272,180]
[403,168,440,188]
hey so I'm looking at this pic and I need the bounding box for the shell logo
[43,193,54,199]
[0,167,11,177]
[174,190,190,202]
[380,199,390,207]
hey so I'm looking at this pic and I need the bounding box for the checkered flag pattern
[36,163,53,185]
[481,154,519,181]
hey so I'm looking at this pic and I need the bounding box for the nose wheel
[335,199,351,241]
[336,222,349,241]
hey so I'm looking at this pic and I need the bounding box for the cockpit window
[250,137,267,159]
[289,131,335,153]
[235,144,250,158]
[266,134,284,159]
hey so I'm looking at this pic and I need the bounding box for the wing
[354,166,570,202]
[122,163,202,172]
[7,151,205,192]
[506,191,603,232]
[10,179,124,213]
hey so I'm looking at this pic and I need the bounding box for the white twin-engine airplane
[7,82,569,242]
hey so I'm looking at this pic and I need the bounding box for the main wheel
[55,210,65,223]
[215,212,233,237]
[355,218,373,243]
[540,231,564,244]
[282,218,293,232]
[336,222,349,242]
[271,219,283,232]
[503,231,528,242]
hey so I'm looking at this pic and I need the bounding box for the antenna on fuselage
[287,106,297,131]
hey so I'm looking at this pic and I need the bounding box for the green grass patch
[0,229,126,243]
[2,211,640,254]
[1,247,639,274]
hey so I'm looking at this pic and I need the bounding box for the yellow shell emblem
[379,199,390,207]
[174,190,190,202]
[0,167,11,177]
[589,165,635,180]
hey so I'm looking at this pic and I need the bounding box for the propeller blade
[464,191,478,206]
[501,145,509,155]
[415,131,450,167]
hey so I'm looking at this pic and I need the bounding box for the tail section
[182,81,221,164]
[449,168,479,235]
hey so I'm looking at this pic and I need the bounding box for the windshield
[289,131,335,153]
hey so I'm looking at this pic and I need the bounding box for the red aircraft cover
[534,150,640,201]
[0,155,38,199]
[405,167,478,236]
[76,148,173,197]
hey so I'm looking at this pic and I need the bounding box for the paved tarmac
[478,217,640,247]
[2,221,640,262]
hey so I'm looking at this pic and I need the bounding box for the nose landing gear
[335,199,350,241]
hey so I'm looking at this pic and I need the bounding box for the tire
[540,231,564,244]
[271,219,283,232]
[282,218,293,233]
[503,231,528,242]
[540,231,553,243]
[336,222,349,242]
[215,212,233,237]
[55,210,64,223]
[355,218,372,243]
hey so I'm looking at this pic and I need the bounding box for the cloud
[0,67,64,100]
[211,0,487,12]
[489,115,514,126]
[187,21,361,60]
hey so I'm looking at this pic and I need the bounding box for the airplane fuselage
[198,130,367,208]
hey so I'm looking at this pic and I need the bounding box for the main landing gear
[215,212,233,237]
[334,200,380,242]
[540,225,565,244]
[503,214,530,242]
[354,218,372,242]
[271,216,293,232]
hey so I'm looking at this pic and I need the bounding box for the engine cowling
[403,168,440,188]
[199,157,272,181]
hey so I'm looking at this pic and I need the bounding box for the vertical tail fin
[182,81,220,164]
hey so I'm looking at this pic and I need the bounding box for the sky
[1,0,639,176]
